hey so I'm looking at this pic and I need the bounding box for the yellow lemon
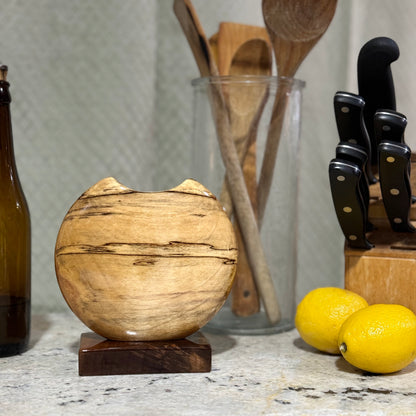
[295,287,368,354]
[338,304,416,374]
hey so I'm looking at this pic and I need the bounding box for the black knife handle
[333,91,376,184]
[335,143,373,231]
[374,109,407,144]
[357,37,400,165]
[378,141,415,232]
[329,159,373,249]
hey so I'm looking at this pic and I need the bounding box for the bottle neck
[0,81,17,176]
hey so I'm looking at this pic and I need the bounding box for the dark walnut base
[78,331,212,376]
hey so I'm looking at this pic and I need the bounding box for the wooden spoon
[216,22,270,77]
[257,0,338,227]
[174,0,281,324]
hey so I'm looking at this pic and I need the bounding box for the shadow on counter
[28,314,52,350]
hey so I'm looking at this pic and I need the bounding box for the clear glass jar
[190,75,305,335]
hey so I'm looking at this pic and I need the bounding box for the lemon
[295,287,368,354]
[338,304,416,374]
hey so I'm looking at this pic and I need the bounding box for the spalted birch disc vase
[54,178,238,341]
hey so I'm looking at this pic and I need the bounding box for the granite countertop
[1,313,416,415]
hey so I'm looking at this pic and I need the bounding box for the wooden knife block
[344,155,416,313]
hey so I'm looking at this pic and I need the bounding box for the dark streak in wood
[55,241,238,257]
[79,190,137,200]
[56,250,237,265]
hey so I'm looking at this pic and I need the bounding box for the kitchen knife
[374,110,416,203]
[335,143,373,231]
[378,141,415,232]
[334,91,376,183]
[374,109,407,144]
[357,37,400,167]
[329,158,373,249]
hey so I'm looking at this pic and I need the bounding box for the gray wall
[1,1,415,312]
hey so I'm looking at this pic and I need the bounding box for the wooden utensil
[55,178,238,341]
[216,37,272,316]
[210,23,272,316]
[218,40,272,214]
[212,23,271,216]
[228,40,272,316]
[173,0,217,76]
[257,0,338,227]
[174,0,281,323]
[216,22,270,77]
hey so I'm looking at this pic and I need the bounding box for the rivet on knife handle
[374,109,407,144]
[378,141,415,233]
[335,143,373,231]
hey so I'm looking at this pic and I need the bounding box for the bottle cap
[0,65,8,81]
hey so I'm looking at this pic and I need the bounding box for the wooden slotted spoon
[257,0,338,227]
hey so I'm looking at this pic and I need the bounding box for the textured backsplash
[2,0,414,313]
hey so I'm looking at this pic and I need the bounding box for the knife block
[344,155,416,313]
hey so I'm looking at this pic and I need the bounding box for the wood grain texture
[78,331,211,376]
[55,178,237,341]
[345,253,416,314]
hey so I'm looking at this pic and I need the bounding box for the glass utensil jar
[191,75,305,335]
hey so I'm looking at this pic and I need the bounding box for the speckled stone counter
[1,313,416,415]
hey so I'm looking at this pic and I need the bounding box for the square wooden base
[78,331,211,376]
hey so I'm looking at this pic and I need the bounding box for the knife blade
[378,140,415,232]
[374,109,406,144]
[335,143,373,231]
[357,37,400,167]
[329,158,373,249]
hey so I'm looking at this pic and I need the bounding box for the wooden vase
[55,177,238,341]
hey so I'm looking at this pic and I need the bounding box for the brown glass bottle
[0,65,31,357]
